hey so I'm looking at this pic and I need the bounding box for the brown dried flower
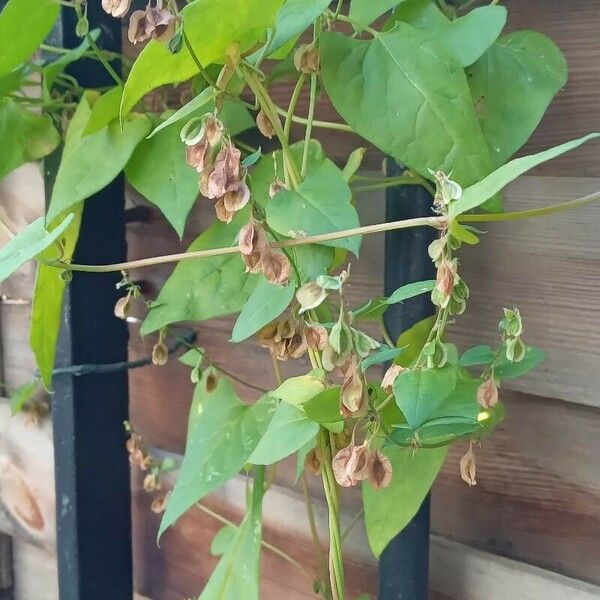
[294,43,320,74]
[128,3,176,45]
[186,137,210,173]
[152,341,169,366]
[114,292,131,320]
[151,492,170,514]
[368,449,393,490]
[477,377,498,409]
[340,359,367,417]
[258,317,308,361]
[102,0,131,18]
[381,364,405,394]
[143,472,161,493]
[256,109,276,139]
[436,257,458,299]
[460,446,477,487]
[305,324,328,351]
[205,371,218,393]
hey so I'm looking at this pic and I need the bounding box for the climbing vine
[0,0,598,598]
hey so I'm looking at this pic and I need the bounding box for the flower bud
[368,449,393,490]
[294,44,320,74]
[256,109,276,139]
[460,447,477,486]
[477,377,498,409]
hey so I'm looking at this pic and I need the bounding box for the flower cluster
[429,236,469,314]
[258,316,326,361]
[183,115,251,223]
[332,438,392,490]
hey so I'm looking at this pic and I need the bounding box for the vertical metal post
[379,160,436,600]
[46,6,133,599]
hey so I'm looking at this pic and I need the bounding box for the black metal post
[46,6,133,600]
[379,160,437,600]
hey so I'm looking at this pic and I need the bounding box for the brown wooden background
[1,1,600,599]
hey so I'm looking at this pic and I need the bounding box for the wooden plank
[431,389,600,584]
[430,535,600,600]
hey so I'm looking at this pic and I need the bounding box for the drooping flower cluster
[258,316,327,361]
[238,219,291,285]
[429,236,469,314]
[332,438,392,490]
[183,115,251,223]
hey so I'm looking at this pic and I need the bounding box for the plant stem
[284,74,307,142]
[53,215,445,273]
[379,317,395,348]
[271,353,283,386]
[86,32,122,87]
[352,177,424,193]
[302,74,318,177]
[0,217,16,239]
[182,30,217,89]
[273,105,354,132]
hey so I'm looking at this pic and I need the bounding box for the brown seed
[477,377,498,409]
[460,447,477,487]
[368,449,393,490]
[256,109,276,139]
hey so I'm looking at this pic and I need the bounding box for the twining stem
[182,30,217,89]
[52,215,446,273]
[302,74,318,177]
[195,502,314,582]
[0,217,16,239]
[379,317,395,348]
[352,177,426,192]
[273,105,354,133]
[85,32,122,87]
[318,429,345,600]
[284,74,307,142]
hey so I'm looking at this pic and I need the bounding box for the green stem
[352,177,424,193]
[86,33,122,87]
[379,317,395,348]
[182,29,217,89]
[331,12,378,36]
[302,74,318,177]
[273,105,354,132]
[284,74,307,142]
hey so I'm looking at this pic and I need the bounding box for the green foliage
[303,387,343,425]
[125,120,199,238]
[47,92,151,223]
[248,400,319,465]
[363,444,447,556]
[159,373,275,537]
[231,278,295,343]
[271,373,326,406]
[450,133,600,217]
[467,31,568,166]
[210,525,237,557]
[9,379,38,414]
[0,213,74,284]
[0,0,58,77]
[395,315,436,367]
[0,98,60,179]
[82,86,123,135]
[121,0,284,116]
[458,345,494,367]
[30,206,83,389]
[349,0,406,28]
[494,346,545,379]
[140,210,257,335]
[321,25,494,190]
[387,0,448,29]
[266,155,361,255]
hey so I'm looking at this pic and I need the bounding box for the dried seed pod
[460,446,477,487]
[256,109,276,139]
[143,473,161,493]
[368,449,393,490]
[305,324,328,351]
[332,445,354,487]
[152,341,169,366]
[260,250,291,286]
[186,137,210,172]
[205,371,218,392]
[151,493,170,514]
[128,5,175,45]
[340,359,367,417]
[477,377,498,409]
[296,282,328,314]
[114,292,131,320]
[436,257,458,300]
[294,43,320,74]
[381,364,405,393]
[102,0,131,18]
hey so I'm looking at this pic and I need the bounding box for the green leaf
[292,243,335,284]
[159,376,275,537]
[349,0,406,28]
[427,378,480,422]
[467,31,567,166]
[140,210,257,335]
[210,525,237,557]
[82,85,123,135]
[9,379,38,414]
[0,98,60,179]
[321,25,494,190]
[125,120,199,238]
[295,438,315,483]
[342,147,366,182]
[266,156,361,254]
[394,365,457,430]
[395,315,436,367]
[386,0,447,30]
[0,0,59,77]
[363,444,447,556]
[449,133,600,217]
[0,66,25,97]
[42,31,100,101]
[248,401,319,465]
[361,345,405,370]
[121,0,283,117]
[303,387,342,424]
[47,92,151,223]
[0,213,74,284]
[252,0,331,60]
[198,468,265,600]
[148,86,217,138]
[30,206,83,389]
[494,346,545,379]
[231,278,295,343]
[458,345,494,367]
[271,373,326,407]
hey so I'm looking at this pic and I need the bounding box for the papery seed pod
[143,473,161,493]
[186,138,210,172]
[128,5,176,45]
[428,237,446,263]
[460,446,477,487]
[332,445,354,487]
[75,16,89,38]
[260,250,291,286]
[294,43,320,74]
[151,493,170,514]
[203,115,224,147]
[304,448,321,476]
[152,341,169,366]
[222,181,251,214]
[381,364,405,393]
[433,170,462,205]
[256,109,275,139]
[347,442,371,482]
[114,292,131,320]
[296,282,328,314]
[477,377,498,409]
[368,449,393,490]
[305,324,328,351]
[102,0,132,18]
[286,331,308,359]
[353,330,380,358]
[505,336,526,363]
[340,361,367,417]
[436,257,457,299]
